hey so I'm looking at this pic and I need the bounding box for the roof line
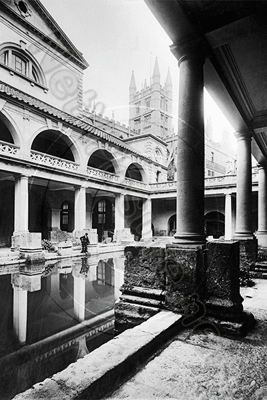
[0,81,154,162]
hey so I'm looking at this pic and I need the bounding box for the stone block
[206,240,243,318]
[57,241,73,256]
[239,237,258,272]
[11,273,41,292]
[165,245,206,314]
[123,246,166,290]
[114,300,160,333]
[114,229,135,243]
[12,232,42,252]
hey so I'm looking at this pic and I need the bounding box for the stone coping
[13,311,183,400]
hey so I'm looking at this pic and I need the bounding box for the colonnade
[170,38,266,248]
[12,177,153,244]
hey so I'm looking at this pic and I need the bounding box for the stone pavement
[107,279,267,400]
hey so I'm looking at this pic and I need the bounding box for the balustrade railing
[86,166,119,182]
[0,140,19,156]
[30,150,79,171]
[124,177,148,189]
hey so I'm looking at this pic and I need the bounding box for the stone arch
[204,211,225,238]
[125,162,146,182]
[31,129,79,163]
[0,111,20,146]
[0,42,47,87]
[88,149,118,174]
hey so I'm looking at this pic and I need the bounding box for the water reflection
[0,251,124,399]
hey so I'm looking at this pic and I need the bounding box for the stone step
[123,286,165,300]
[250,271,267,279]
[255,261,267,267]
[120,294,164,308]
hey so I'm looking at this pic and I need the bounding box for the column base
[234,232,255,240]
[205,311,255,338]
[256,231,267,248]
[172,233,206,245]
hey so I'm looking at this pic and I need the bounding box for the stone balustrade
[86,166,119,182]
[0,140,19,156]
[30,150,79,171]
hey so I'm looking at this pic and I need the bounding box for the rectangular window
[13,54,27,75]
[211,151,214,162]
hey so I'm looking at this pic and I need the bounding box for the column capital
[257,163,267,170]
[170,37,207,66]
[234,129,253,142]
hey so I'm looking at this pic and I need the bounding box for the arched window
[0,46,46,87]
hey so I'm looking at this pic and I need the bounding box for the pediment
[0,0,88,69]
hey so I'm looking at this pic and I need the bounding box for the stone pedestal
[165,245,206,315]
[12,232,42,252]
[239,237,258,272]
[114,246,165,333]
[206,241,255,336]
[57,241,73,256]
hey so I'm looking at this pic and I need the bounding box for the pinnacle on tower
[165,67,172,89]
[129,70,136,91]
[152,57,160,83]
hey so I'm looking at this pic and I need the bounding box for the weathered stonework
[206,240,255,336]
[206,241,243,317]
[115,243,255,337]
[165,245,206,315]
[239,237,258,272]
[123,246,166,290]
[115,246,165,333]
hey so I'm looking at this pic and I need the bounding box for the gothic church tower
[129,58,173,139]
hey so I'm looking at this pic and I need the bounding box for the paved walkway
[107,279,267,400]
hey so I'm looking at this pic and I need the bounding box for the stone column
[234,130,257,271]
[171,41,206,244]
[74,186,86,232]
[142,198,152,240]
[224,193,233,240]
[13,287,28,344]
[113,255,124,302]
[114,193,124,239]
[73,274,86,322]
[14,175,29,233]
[234,130,254,239]
[51,208,61,230]
[257,165,267,247]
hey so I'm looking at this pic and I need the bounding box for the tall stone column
[73,274,86,322]
[74,186,86,232]
[234,130,257,271]
[14,174,29,233]
[257,165,267,247]
[234,130,254,238]
[142,198,152,240]
[115,193,124,232]
[171,42,206,244]
[224,193,233,240]
[13,287,28,344]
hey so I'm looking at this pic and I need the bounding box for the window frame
[0,46,47,90]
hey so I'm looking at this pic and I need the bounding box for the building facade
[0,0,260,253]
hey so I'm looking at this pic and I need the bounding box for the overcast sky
[41,0,235,141]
